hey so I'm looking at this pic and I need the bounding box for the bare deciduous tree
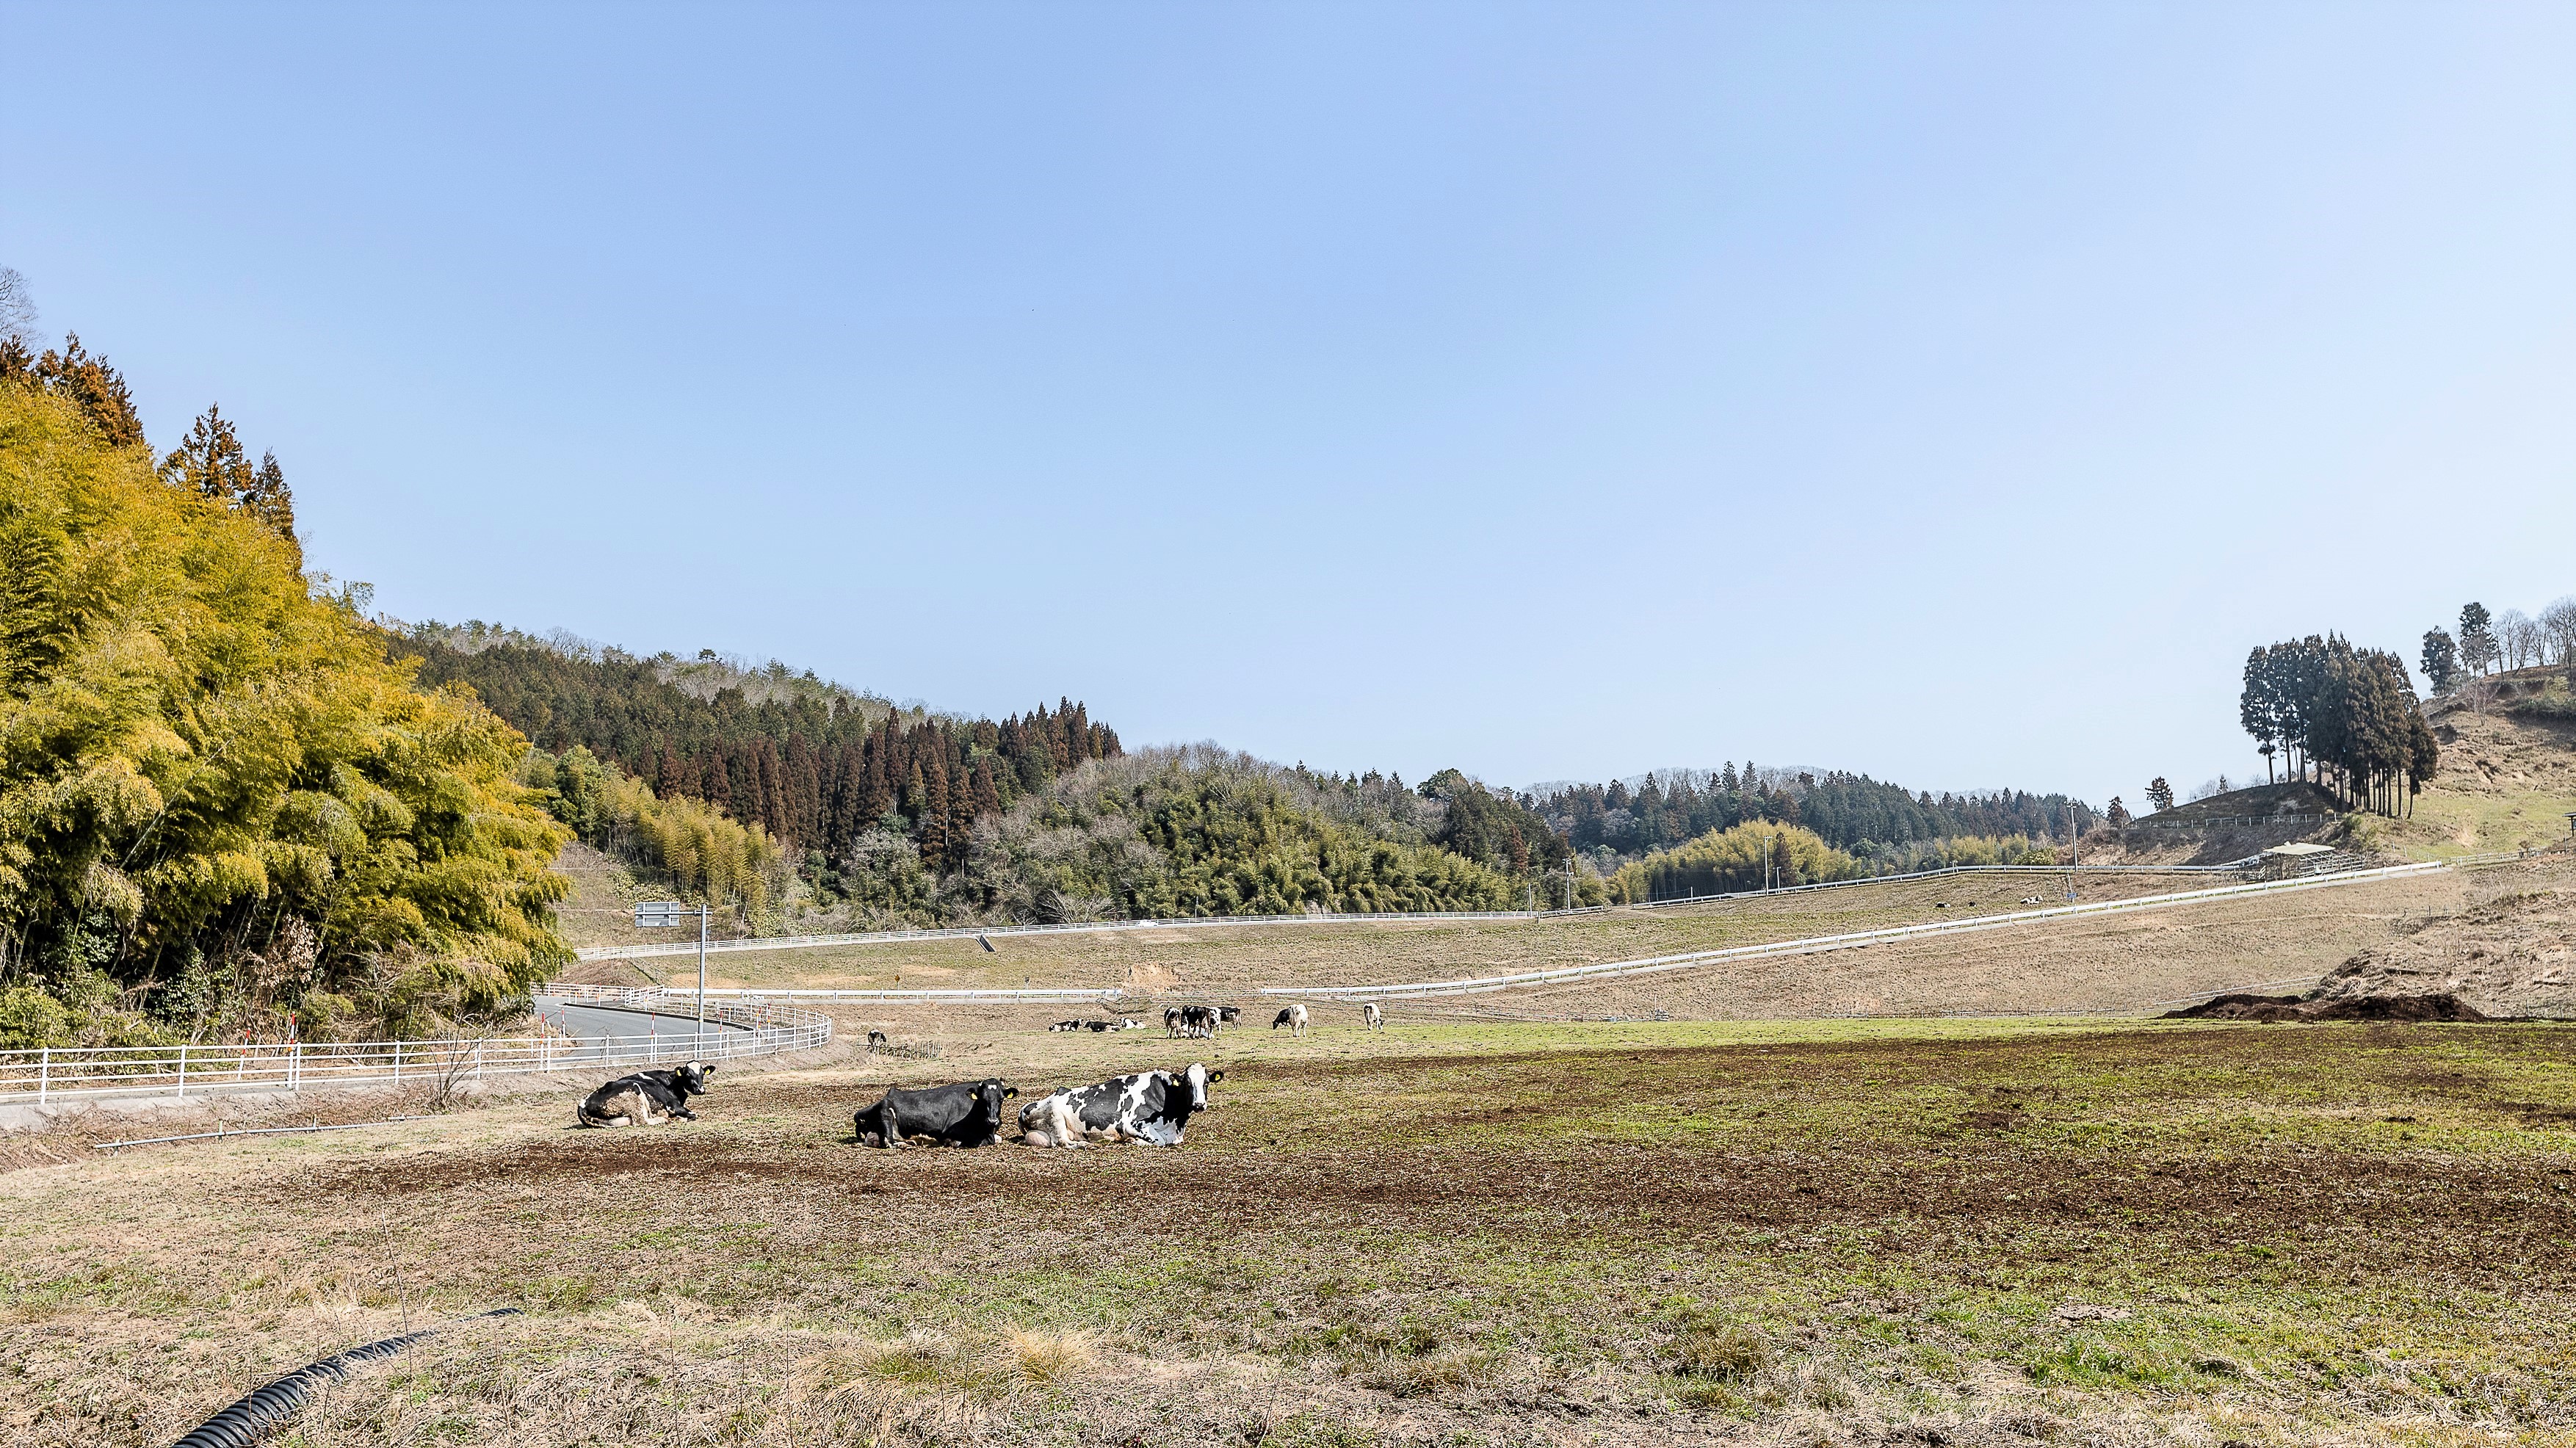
[2541,597,2576,669]
[0,266,37,347]
[2497,609,2541,671]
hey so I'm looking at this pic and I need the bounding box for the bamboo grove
[0,361,571,1046]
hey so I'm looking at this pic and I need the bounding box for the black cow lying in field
[854,1079,1019,1148]
[576,1060,712,1127]
[1019,1063,1223,1148]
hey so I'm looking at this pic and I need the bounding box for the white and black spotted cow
[1018,1063,1224,1148]
[854,1078,1019,1148]
[1361,1002,1384,1030]
[1165,1004,1217,1039]
[575,1060,712,1127]
[1272,1003,1309,1035]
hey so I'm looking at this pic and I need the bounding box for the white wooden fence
[1267,861,2453,1002]
[0,986,831,1107]
[579,862,2263,961]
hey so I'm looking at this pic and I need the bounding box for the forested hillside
[915,747,1571,924]
[404,627,1116,871]
[1531,764,2091,869]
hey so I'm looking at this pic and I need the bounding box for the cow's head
[674,1061,713,1096]
[1179,1063,1223,1113]
[974,1079,1019,1119]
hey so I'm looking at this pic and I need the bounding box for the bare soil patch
[16,1020,2546,1447]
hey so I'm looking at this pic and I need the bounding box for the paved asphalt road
[532,995,750,1066]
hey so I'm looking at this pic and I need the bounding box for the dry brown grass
[15,855,2576,1445]
[9,1008,2576,1447]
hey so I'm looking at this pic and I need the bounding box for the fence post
[37,1047,48,1106]
[176,1043,189,1100]
[290,1040,302,1093]
[393,1040,402,1084]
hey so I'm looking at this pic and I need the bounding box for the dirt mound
[2163,992,2491,1024]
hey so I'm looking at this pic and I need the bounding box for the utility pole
[2066,808,2080,903]
[634,899,711,1054]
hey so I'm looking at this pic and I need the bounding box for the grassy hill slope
[2398,671,2576,856]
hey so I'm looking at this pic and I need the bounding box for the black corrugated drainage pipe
[168,1308,521,1447]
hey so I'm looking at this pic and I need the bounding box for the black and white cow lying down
[854,1078,1019,1148]
[576,1060,712,1127]
[1018,1063,1223,1148]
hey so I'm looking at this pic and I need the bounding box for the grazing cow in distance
[1049,1020,1083,1032]
[576,1060,712,1128]
[1019,1063,1225,1148]
[1361,1002,1384,1030]
[1117,1018,1145,1030]
[1165,1005,1216,1039]
[1082,1019,1116,1032]
[854,1079,1019,1148]
[867,1029,889,1052]
[1215,1006,1242,1032]
[1273,1004,1309,1035]
[1162,1005,1183,1038]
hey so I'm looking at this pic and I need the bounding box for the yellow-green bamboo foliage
[1912,834,2059,868]
[0,385,571,1041]
[519,746,782,922]
[1609,822,1860,902]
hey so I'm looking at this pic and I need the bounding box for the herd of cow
[1051,1002,1385,1038]
[568,998,1388,1149]
[573,1057,1223,1149]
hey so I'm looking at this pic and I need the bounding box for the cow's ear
[1003,1087,1019,1098]
[1206,1070,1226,1083]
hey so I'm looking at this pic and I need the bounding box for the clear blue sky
[7,4,2572,806]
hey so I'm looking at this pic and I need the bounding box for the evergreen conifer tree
[0,333,146,449]
[2420,629,2457,695]
[2459,603,2497,676]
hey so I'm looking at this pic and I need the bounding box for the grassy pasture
[6,1015,2574,1447]
[607,865,2483,1038]
[577,866,2413,999]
